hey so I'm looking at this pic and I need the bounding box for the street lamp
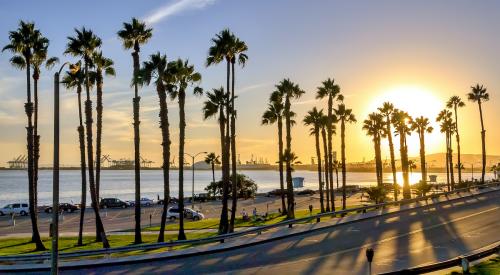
[185,151,207,209]
[51,62,75,275]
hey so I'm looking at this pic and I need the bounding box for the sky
[0,0,499,167]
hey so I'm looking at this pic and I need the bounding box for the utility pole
[185,152,207,209]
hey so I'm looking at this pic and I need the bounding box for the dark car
[296,189,316,195]
[45,203,79,213]
[189,193,214,203]
[157,197,179,205]
[99,198,129,209]
[266,189,287,197]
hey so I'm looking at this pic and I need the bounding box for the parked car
[166,207,205,221]
[157,197,179,205]
[44,203,79,213]
[128,198,154,207]
[189,193,215,203]
[99,198,129,209]
[0,203,29,216]
[296,189,316,195]
[266,189,287,197]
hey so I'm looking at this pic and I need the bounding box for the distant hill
[408,153,500,168]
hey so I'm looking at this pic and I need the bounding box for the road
[63,189,500,275]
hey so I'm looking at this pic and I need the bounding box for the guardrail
[1,181,499,265]
[379,242,500,274]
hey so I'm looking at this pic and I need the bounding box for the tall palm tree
[91,51,115,201]
[303,107,325,212]
[411,116,433,186]
[437,110,455,190]
[319,113,331,212]
[202,87,228,232]
[117,18,153,244]
[261,91,287,215]
[316,78,341,211]
[228,35,248,233]
[166,58,203,240]
[277,79,304,218]
[3,20,45,251]
[62,65,88,246]
[378,102,399,200]
[206,29,234,234]
[467,84,489,184]
[362,113,386,187]
[137,52,172,242]
[334,103,357,209]
[446,96,465,184]
[392,110,412,199]
[205,153,221,184]
[65,27,109,247]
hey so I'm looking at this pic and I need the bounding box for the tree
[446,96,465,184]
[202,87,227,232]
[378,102,399,201]
[117,17,153,244]
[392,110,412,199]
[362,113,386,187]
[166,58,203,240]
[319,113,332,211]
[316,78,341,211]
[65,27,109,247]
[276,79,305,218]
[205,153,221,184]
[3,21,46,251]
[437,109,455,190]
[303,107,326,212]
[365,186,387,204]
[136,52,172,242]
[467,84,489,184]
[410,116,433,186]
[332,160,340,190]
[262,91,287,215]
[334,103,357,209]
[205,174,258,200]
[62,65,89,246]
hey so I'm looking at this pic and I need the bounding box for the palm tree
[91,51,115,201]
[437,109,455,190]
[117,18,153,244]
[61,65,88,246]
[137,52,172,242]
[228,35,248,233]
[362,113,386,187]
[277,79,304,218]
[202,87,228,233]
[378,102,399,200]
[261,91,287,215]
[166,58,203,240]
[319,113,331,212]
[392,110,412,199]
[332,160,341,190]
[408,160,417,175]
[303,107,325,212]
[206,29,234,234]
[467,84,489,184]
[316,78,341,211]
[205,153,221,184]
[3,20,46,251]
[411,116,433,186]
[446,96,465,184]
[334,103,357,209]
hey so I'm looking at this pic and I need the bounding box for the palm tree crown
[65,27,102,63]
[467,84,489,103]
[117,17,153,51]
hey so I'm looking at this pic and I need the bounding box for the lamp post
[51,62,75,275]
[185,152,207,209]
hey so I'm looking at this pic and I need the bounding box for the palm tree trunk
[77,88,87,246]
[218,102,228,234]
[229,61,238,233]
[453,106,462,184]
[375,137,382,186]
[341,119,347,210]
[178,91,187,240]
[386,119,398,201]
[25,59,45,251]
[419,131,427,185]
[84,61,108,247]
[478,101,486,184]
[33,74,40,219]
[132,48,142,244]
[218,60,231,234]
[157,84,171,243]
[95,72,103,205]
[449,131,455,190]
[321,128,330,212]
[315,130,324,212]
[277,118,287,216]
[401,135,411,199]
[211,162,215,183]
[445,133,450,191]
[285,96,295,219]
[327,96,335,211]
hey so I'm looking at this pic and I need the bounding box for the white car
[0,203,29,216]
[167,207,205,221]
[128,198,154,207]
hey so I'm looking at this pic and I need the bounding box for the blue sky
[1,0,499,166]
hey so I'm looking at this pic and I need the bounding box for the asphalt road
[65,190,500,275]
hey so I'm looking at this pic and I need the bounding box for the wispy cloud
[143,0,216,25]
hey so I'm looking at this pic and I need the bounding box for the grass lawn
[0,232,216,256]
[450,257,500,275]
